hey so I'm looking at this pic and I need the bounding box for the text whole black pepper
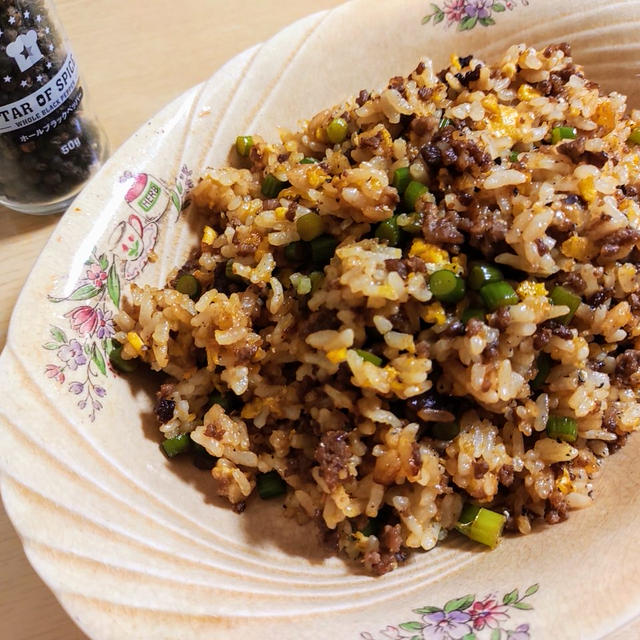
[0,0,104,209]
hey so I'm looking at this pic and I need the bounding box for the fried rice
[114,43,640,574]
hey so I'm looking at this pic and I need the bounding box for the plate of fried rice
[2,0,640,638]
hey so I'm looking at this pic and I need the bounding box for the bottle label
[0,51,79,134]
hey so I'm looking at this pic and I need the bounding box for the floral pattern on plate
[422,0,530,30]
[42,165,193,420]
[361,584,538,640]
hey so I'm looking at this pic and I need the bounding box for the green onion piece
[628,127,640,145]
[174,273,201,300]
[191,442,216,470]
[235,135,253,157]
[355,349,383,367]
[461,307,485,324]
[468,263,504,291]
[207,391,233,412]
[479,281,518,311]
[309,271,324,292]
[311,235,338,265]
[546,415,578,443]
[549,285,581,324]
[162,433,191,458]
[531,352,551,390]
[261,174,288,198]
[429,270,466,304]
[284,241,306,263]
[326,117,348,144]
[375,215,400,246]
[397,212,423,235]
[439,116,451,129]
[257,470,287,499]
[225,260,245,283]
[431,421,460,440]
[404,180,429,210]
[360,517,380,537]
[456,504,506,548]
[296,212,325,242]
[300,156,319,164]
[551,126,577,145]
[392,167,411,195]
[108,343,138,373]
[509,150,519,162]
[290,273,312,295]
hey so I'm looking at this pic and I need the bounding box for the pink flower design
[421,610,471,640]
[45,364,65,384]
[444,0,466,22]
[469,598,509,630]
[65,305,99,336]
[57,340,88,371]
[86,263,108,288]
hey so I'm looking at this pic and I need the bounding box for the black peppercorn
[0,0,107,214]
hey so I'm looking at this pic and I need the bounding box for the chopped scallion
[327,117,349,144]
[300,156,319,164]
[392,167,411,195]
[207,391,233,412]
[479,281,518,311]
[235,135,253,157]
[355,349,383,366]
[162,433,191,458]
[546,415,578,443]
[375,215,400,246]
[549,285,580,324]
[551,126,577,145]
[290,273,312,295]
[439,116,451,129]
[108,343,138,373]
[174,273,201,300]
[461,307,485,324]
[309,271,324,292]
[225,260,246,283]
[191,442,216,470]
[284,241,306,263]
[431,421,460,440]
[404,180,429,211]
[397,211,423,235]
[261,174,288,198]
[456,504,506,548]
[257,470,287,499]
[468,263,504,291]
[531,353,551,390]
[311,234,338,265]
[296,212,325,241]
[360,517,380,537]
[429,270,466,304]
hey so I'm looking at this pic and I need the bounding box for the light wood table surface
[0,2,344,638]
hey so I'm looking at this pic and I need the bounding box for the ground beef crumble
[315,430,352,491]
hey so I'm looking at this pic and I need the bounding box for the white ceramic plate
[2,0,640,637]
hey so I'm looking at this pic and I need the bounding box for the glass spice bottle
[0,0,108,214]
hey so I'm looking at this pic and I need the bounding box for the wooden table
[0,2,344,637]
